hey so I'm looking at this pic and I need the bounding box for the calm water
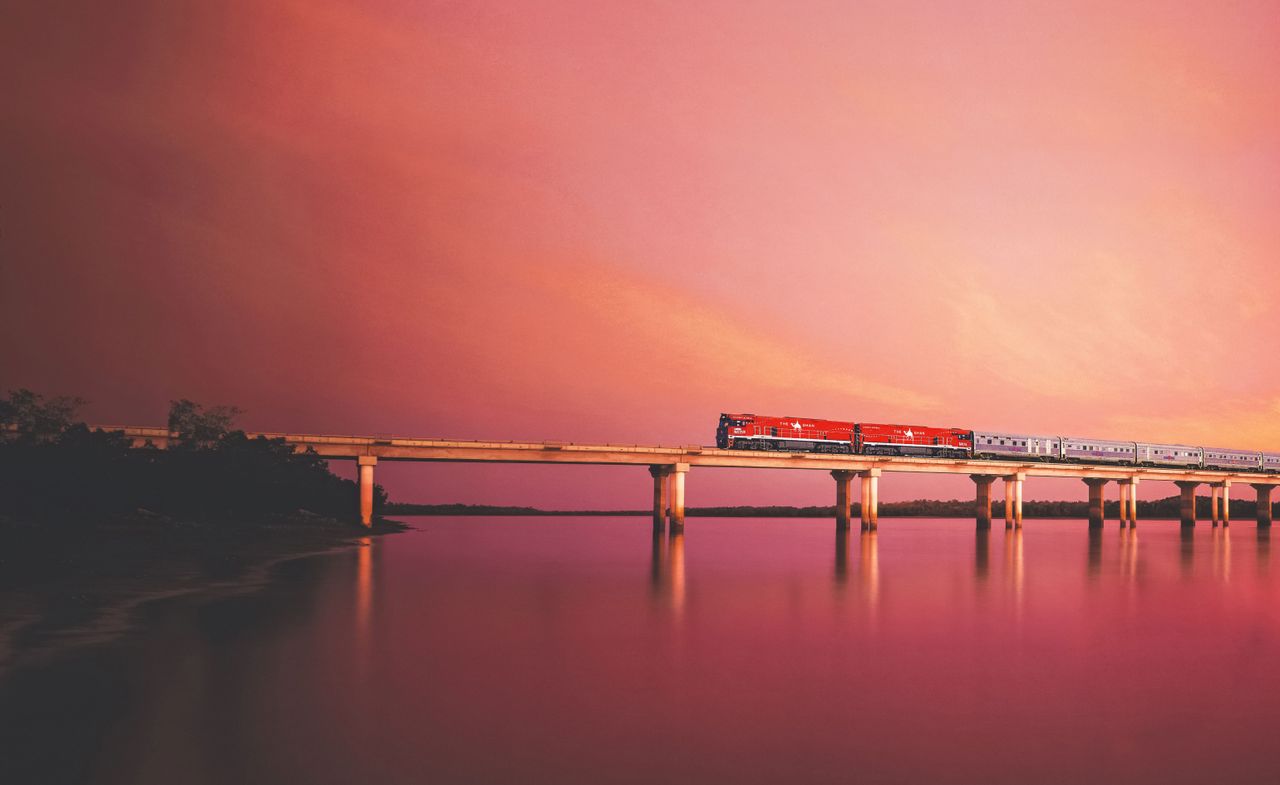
[4,516,1280,784]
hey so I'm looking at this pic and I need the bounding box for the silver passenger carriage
[1264,452,1280,474]
[1203,447,1263,471]
[1135,442,1203,469]
[973,431,1061,461]
[1062,437,1135,465]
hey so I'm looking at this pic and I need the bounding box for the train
[716,413,1280,473]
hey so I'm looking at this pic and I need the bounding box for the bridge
[94,425,1280,532]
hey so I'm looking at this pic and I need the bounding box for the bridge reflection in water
[1005,529,1025,609]
[834,529,851,584]
[651,527,890,616]
[1119,527,1139,581]
[860,531,879,610]
[974,529,990,580]
[1212,527,1231,582]
[649,531,686,616]
[641,520,1280,624]
[354,537,375,680]
[1258,527,1270,575]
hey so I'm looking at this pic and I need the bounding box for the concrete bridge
[96,425,1280,531]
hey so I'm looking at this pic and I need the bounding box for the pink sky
[3,1,1279,508]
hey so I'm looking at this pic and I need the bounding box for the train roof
[1134,441,1203,449]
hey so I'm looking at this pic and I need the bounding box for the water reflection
[834,529,851,585]
[1087,528,1102,578]
[14,517,1280,785]
[355,537,374,679]
[650,530,666,587]
[669,534,685,613]
[650,531,686,615]
[1258,527,1270,575]
[1119,527,1138,581]
[1212,526,1231,583]
[974,529,990,580]
[860,531,879,610]
[1004,529,1024,608]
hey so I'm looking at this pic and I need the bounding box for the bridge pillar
[1118,478,1139,528]
[1210,482,1230,527]
[832,470,856,531]
[668,464,689,534]
[1083,478,1108,528]
[1116,479,1139,528]
[1003,473,1024,530]
[1131,480,1141,527]
[1175,481,1199,527]
[649,466,672,533]
[860,469,880,531]
[1018,475,1026,528]
[1220,481,1231,527]
[357,456,377,527]
[1004,478,1015,529]
[1121,476,1131,527]
[1117,481,1128,527]
[859,474,870,530]
[1252,484,1274,527]
[971,475,996,530]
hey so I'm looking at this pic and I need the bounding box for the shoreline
[0,514,406,678]
[388,499,1273,519]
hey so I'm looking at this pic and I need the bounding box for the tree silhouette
[0,390,385,525]
[167,399,244,447]
[0,389,86,443]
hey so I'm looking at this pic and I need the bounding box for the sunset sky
[4,1,1279,508]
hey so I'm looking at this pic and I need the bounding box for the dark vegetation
[0,389,386,525]
[0,389,399,672]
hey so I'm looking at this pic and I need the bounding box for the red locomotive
[717,413,973,458]
[716,413,855,453]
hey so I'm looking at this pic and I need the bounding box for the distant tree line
[388,497,1276,519]
[0,390,385,525]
